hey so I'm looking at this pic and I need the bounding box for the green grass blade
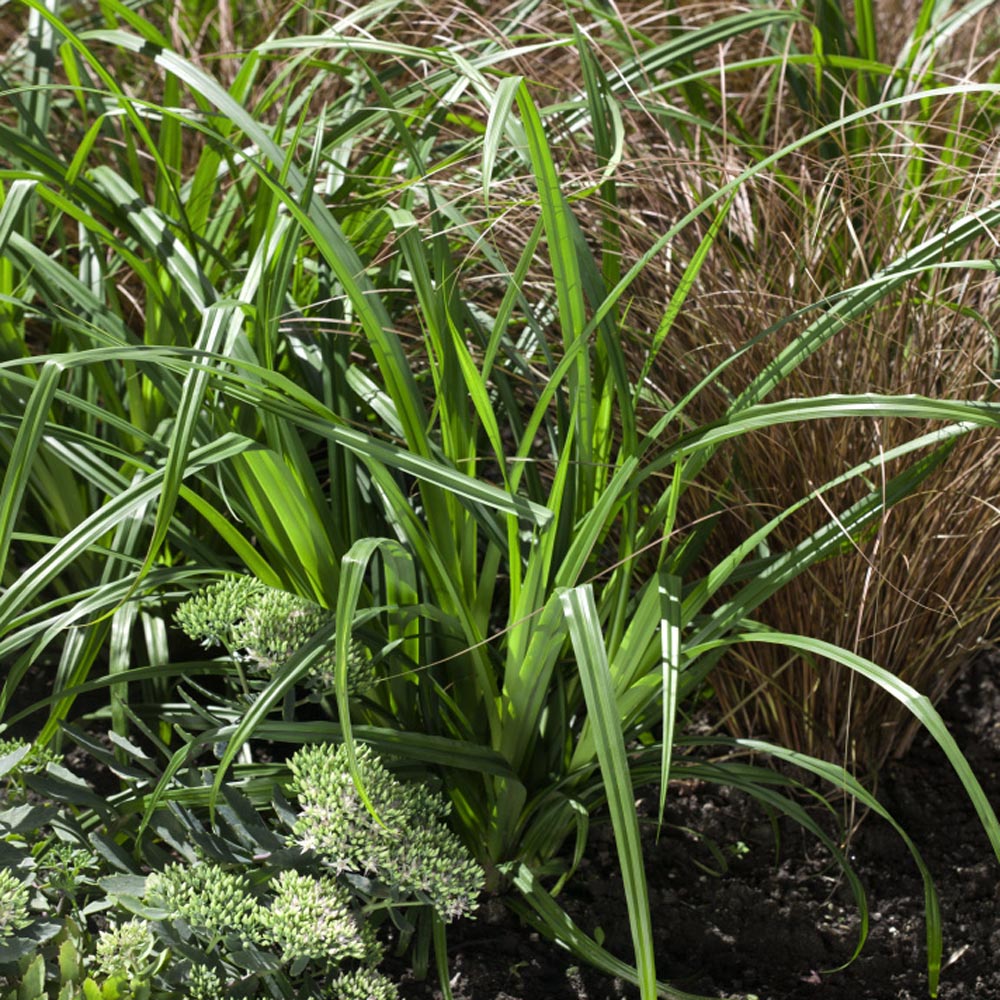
[639,194,734,389]
[334,537,415,823]
[229,448,339,601]
[657,574,682,833]
[482,76,524,212]
[196,356,552,527]
[0,433,253,633]
[81,26,431,457]
[515,81,594,504]
[734,735,942,991]
[732,632,1000,865]
[667,394,1000,461]
[0,359,61,572]
[562,585,656,1000]
[0,179,35,261]
[511,864,712,1000]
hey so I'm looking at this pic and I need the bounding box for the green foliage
[0,741,62,803]
[0,918,159,1000]
[1,2,999,998]
[0,734,476,999]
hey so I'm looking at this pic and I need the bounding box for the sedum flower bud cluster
[38,840,99,896]
[174,576,374,694]
[145,861,265,943]
[264,869,372,965]
[328,967,399,1000]
[135,741,481,995]
[144,860,380,973]
[0,869,31,941]
[0,737,63,803]
[289,743,482,921]
[94,919,156,979]
[173,575,268,648]
[186,963,225,1000]
[0,737,61,774]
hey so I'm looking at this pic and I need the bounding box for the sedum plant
[185,964,225,1000]
[289,743,481,922]
[0,740,165,1000]
[174,576,375,697]
[0,871,31,943]
[263,869,372,965]
[328,967,399,1000]
[143,862,266,945]
[0,731,466,999]
[132,736,475,996]
[93,920,157,981]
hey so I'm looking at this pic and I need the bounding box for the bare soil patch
[394,653,1000,999]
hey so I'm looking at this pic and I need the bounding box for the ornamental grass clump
[3,0,1000,997]
[599,2,1000,770]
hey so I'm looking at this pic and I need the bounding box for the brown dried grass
[421,0,1000,771]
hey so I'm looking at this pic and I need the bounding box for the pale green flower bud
[94,919,155,979]
[289,743,482,920]
[175,576,374,693]
[174,575,268,648]
[145,861,265,943]
[329,967,399,1000]
[0,869,31,940]
[187,963,225,1000]
[264,869,368,964]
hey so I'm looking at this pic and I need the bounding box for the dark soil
[392,655,1000,1000]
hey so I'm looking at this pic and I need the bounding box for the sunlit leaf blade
[334,537,415,825]
[0,360,62,572]
[728,632,1000,864]
[562,585,656,1000]
[657,574,682,832]
[0,435,253,633]
[482,76,523,211]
